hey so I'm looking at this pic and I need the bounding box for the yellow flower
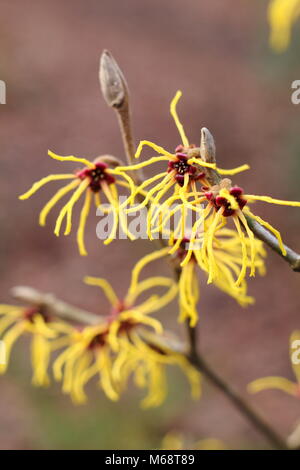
[53,263,200,406]
[248,330,300,397]
[53,320,200,407]
[178,258,200,327]
[136,224,266,327]
[268,0,300,52]
[115,327,201,408]
[19,151,137,254]
[53,322,117,404]
[124,91,299,286]
[117,91,249,239]
[175,230,261,326]
[0,304,72,386]
[161,431,226,450]
[201,225,266,305]
[184,177,300,287]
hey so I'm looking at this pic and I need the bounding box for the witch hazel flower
[136,219,266,327]
[0,303,73,386]
[19,151,137,255]
[195,177,300,286]
[117,91,249,239]
[53,259,200,406]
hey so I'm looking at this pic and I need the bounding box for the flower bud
[99,50,127,108]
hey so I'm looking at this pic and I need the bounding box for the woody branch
[11,283,289,449]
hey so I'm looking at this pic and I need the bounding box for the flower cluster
[0,259,200,407]
[0,304,72,386]
[7,87,300,411]
[134,223,266,327]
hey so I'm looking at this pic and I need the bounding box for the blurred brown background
[0,0,300,450]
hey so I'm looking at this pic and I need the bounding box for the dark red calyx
[173,237,196,261]
[222,207,236,217]
[76,162,115,193]
[205,185,247,217]
[204,191,213,201]
[118,319,137,334]
[169,152,204,187]
[23,306,51,323]
[215,196,228,207]
[205,192,236,216]
[174,174,185,186]
[88,330,108,349]
[238,198,247,210]
[230,186,243,197]
[229,186,247,211]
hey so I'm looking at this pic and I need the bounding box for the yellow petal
[248,376,298,396]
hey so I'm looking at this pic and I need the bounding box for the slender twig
[245,214,300,271]
[11,286,102,325]
[10,285,187,353]
[186,322,198,361]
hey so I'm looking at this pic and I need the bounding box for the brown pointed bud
[200,127,216,163]
[99,50,127,109]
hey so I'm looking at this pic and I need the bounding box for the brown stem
[99,50,143,183]
[10,285,188,360]
[115,103,135,165]
[11,286,102,325]
[244,214,300,271]
[186,322,198,361]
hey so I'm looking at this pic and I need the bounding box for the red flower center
[205,186,247,217]
[88,331,108,349]
[23,306,51,323]
[76,162,115,193]
[168,150,205,187]
[175,237,197,261]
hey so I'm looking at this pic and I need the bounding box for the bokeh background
[1,0,300,450]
